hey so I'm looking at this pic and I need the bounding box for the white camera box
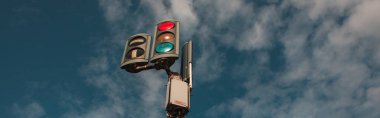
[165,75,189,115]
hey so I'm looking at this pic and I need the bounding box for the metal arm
[135,63,156,70]
[131,58,173,74]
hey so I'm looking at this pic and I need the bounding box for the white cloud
[346,0,380,38]
[99,0,126,23]
[170,0,198,34]
[237,6,278,50]
[12,102,45,118]
[141,0,170,20]
[193,41,225,82]
[195,0,245,26]
[204,0,380,117]
[287,0,359,20]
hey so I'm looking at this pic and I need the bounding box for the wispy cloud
[12,102,45,118]
[205,0,380,117]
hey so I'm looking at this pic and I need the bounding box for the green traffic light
[155,42,174,53]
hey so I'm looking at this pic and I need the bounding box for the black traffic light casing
[150,19,180,67]
[120,33,151,73]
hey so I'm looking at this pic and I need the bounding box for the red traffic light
[158,21,175,31]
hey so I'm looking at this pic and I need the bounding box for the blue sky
[1,0,380,118]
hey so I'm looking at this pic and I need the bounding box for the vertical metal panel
[181,40,192,86]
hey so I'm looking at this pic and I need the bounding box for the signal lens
[126,48,144,59]
[128,37,146,46]
[157,32,175,42]
[158,21,175,31]
[155,42,174,53]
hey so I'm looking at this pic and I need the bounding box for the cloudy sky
[2,0,380,118]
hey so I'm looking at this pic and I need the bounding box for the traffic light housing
[120,33,151,73]
[150,19,180,67]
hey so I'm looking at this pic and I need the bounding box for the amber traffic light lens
[157,32,175,42]
[158,21,175,31]
[126,48,144,59]
[128,37,146,46]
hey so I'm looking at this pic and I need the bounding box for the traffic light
[150,19,180,67]
[120,33,151,73]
